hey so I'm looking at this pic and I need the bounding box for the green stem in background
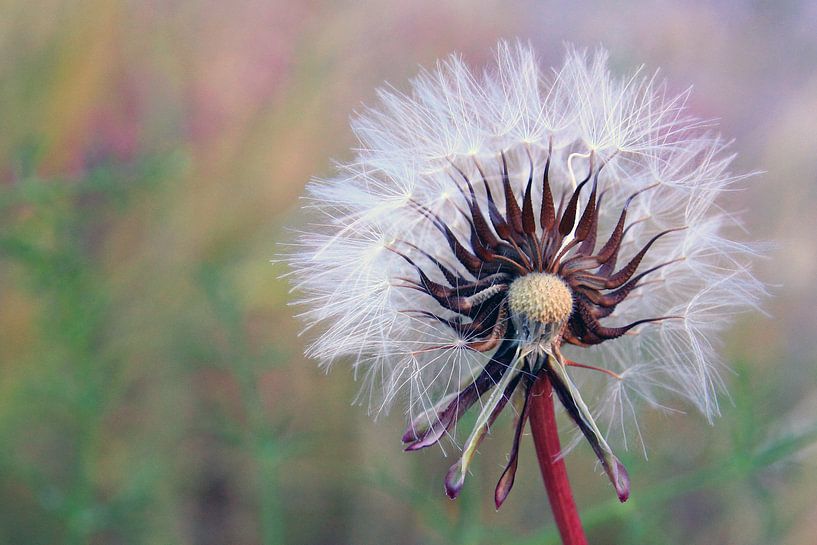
[528,374,588,545]
[199,264,285,545]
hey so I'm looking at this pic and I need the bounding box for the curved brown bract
[399,151,682,354]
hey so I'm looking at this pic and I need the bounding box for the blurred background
[1,1,816,544]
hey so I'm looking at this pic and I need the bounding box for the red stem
[528,374,588,545]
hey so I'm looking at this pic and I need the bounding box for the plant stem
[528,374,588,545]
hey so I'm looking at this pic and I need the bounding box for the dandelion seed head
[286,40,763,501]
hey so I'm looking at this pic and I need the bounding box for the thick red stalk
[528,374,588,545]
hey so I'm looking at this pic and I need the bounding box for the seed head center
[507,273,573,326]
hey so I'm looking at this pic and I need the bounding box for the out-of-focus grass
[195,259,300,545]
[2,1,817,544]
[0,156,182,544]
[0,156,299,544]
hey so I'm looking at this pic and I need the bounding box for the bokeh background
[1,1,816,544]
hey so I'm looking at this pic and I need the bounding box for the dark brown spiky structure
[391,149,683,506]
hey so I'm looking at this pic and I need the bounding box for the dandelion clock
[286,41,762,544]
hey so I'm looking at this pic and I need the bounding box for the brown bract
[392,149,682,355]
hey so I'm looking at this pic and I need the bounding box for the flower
[287,41,762,506]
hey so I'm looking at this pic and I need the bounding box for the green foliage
[1,156,178,544]
[0,154,296,544]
